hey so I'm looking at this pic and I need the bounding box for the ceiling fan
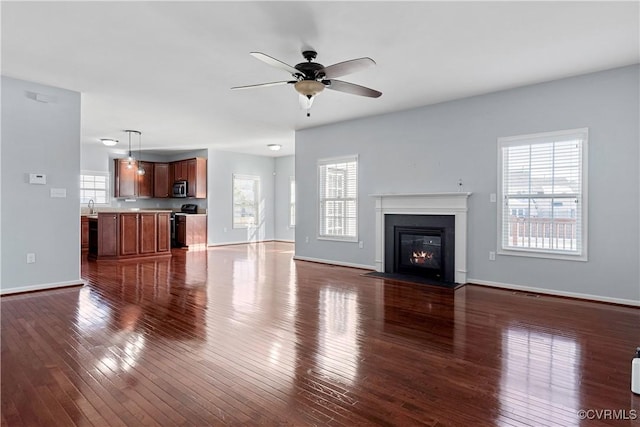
[232,50,382,117]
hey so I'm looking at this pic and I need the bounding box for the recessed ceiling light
[267,144,282,151]
[101,138,118,146]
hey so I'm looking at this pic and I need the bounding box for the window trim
[80,170,111,206]
[232,174,261,229]
[317,155,358,243]
[497,128,588,261]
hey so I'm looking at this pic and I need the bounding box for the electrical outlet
[26,253,36,264]
[358,241,364,249]
[489,251,496,261]
[490,193,497,203]
[223,227,228,232]
[305,236,309,243]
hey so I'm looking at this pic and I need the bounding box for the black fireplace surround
[384,214,455,284]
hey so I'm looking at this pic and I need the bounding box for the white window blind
[80,172,110,205]
[318,156,358,241]
[498,128,588,260]
[233,174,260,229]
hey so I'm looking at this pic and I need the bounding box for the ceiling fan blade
[231,81,294,90]
[324,79,382,98]
[250,52,300,76]
[320,57,376,79]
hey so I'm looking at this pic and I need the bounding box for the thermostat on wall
[29,173,46,185]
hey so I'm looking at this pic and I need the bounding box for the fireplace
[373,193,470,284]
[396,227,444,279]
[385,214,455,283]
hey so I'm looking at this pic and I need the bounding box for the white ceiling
[2,1,638,157]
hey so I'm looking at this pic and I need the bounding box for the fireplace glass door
[396,228,444,279]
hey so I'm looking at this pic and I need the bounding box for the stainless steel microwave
[172,180,187,198]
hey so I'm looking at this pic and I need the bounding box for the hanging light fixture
[136,130,145,176]
[124,130,140,170]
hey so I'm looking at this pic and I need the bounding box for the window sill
[317,236,358,243]
[498,248,587,262]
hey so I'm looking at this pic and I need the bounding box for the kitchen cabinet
[139,213,157,254]
[116,157,207,199]
[114,159,155,198]
[137,161,154,198]
[186,158,207,198]
[175,214,207,248]
[88,213,118,258]
[153,163,170,198]
[170,158,207,199]
[114,159,137,198]
[81,216,89,251]
[120,212,159,256]
[172,160,188,182]
[89,211,171,261]
[119,213,139,255]
[157,212,171,252]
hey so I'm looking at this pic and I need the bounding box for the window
[233,174,260,228]
[80,172,110,205]
[289,176,296,228]
[498,128,587,260]
[318,155,358,241]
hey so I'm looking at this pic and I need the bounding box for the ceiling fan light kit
[232,49,381,117]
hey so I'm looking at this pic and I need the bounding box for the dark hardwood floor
[2,242,639,426]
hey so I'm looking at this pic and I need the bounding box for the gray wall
[295,65,639,304]
[207,149,276,245]
[275,155,295,241]
[1,76,81,293]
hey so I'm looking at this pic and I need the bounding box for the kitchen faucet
[88,199,95,214]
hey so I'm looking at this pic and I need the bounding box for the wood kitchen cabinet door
[157,213,171,252]
[175,215,187,247]
[81,217,89,250]
[154,163,170,198]
[186,158,207,198]
[137,161,154,198]
[114,159,137,198]
[187,215,207,246]
[119,213,139,256]
[98,213,118,257]
[172,160,188,182]
[139,213,157,254]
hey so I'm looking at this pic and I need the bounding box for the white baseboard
[1,279,84,296]
[208,239,272,247]
[467,278,639,307]
[293,255,376,271]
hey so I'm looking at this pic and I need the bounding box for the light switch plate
[50,188,67,198]
[29,173,46,185]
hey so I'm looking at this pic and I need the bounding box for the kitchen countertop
[82,209,174,218]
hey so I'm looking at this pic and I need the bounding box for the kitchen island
[88,210,172,261]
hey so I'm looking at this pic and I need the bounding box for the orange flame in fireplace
[411,250,433,264]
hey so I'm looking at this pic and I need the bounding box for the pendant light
[124,130,136,169]
[124,130,143,174]
[136,131,145,176]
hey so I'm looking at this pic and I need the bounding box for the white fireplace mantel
[371,192,471,284]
